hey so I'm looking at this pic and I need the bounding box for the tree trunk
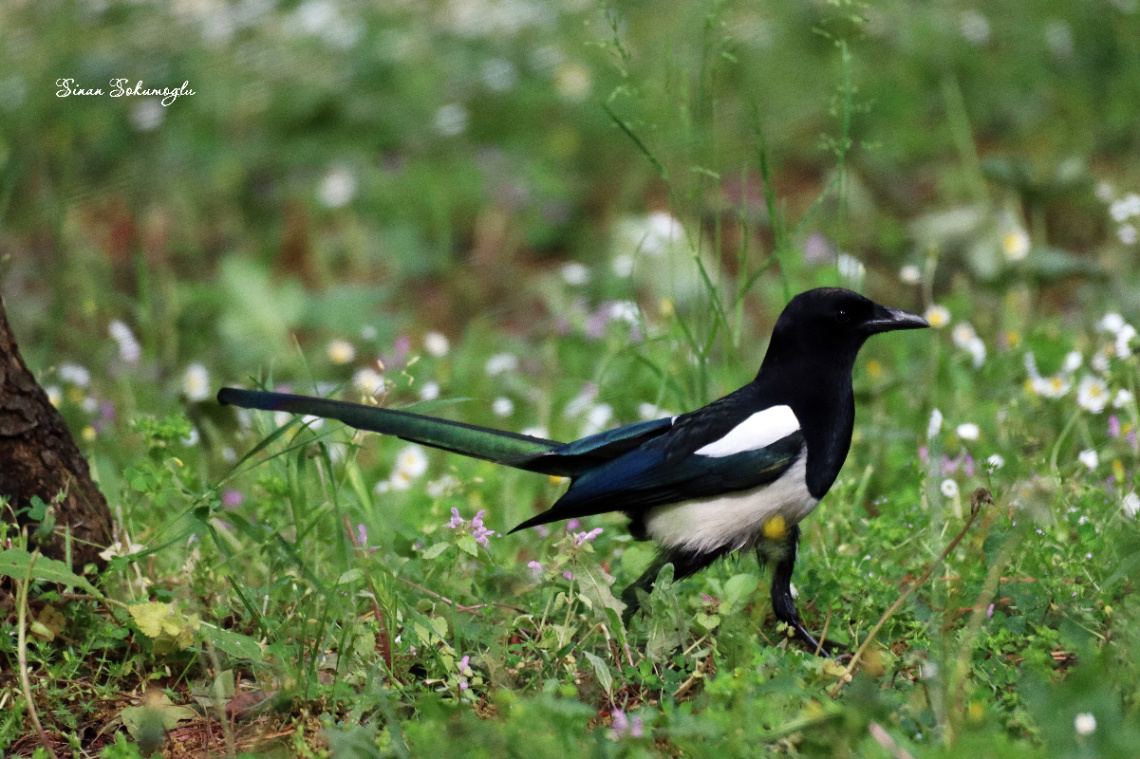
[0,292,111,572]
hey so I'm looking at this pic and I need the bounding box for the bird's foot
[785,617,846,658]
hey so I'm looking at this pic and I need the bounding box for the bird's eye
[835,309,851,324]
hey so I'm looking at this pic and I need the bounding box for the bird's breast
[642,446,818,554]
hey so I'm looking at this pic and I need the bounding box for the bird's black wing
[512,387,805,530]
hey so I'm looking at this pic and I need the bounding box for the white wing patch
[643,446,818,553]
[694,405,800,458]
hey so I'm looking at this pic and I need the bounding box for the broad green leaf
[457,534,479,557]
[421,542,450,560]
[583,651,614,698]
[336,568,364,585]
[0,548,101,596]
[201,625,263,662]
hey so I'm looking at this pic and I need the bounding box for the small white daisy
[1074,712,1097,736]
[1002,228,1031,261]
[352,367,385,396]
[182,363,210,401]
[59,363,91,388]
[1123,492,1140,518]
[1078,449,1099,471]
[485,353,519,376]
[986,454,1005,471]
[317,167,356,209]
[492,397,514,417]
[927,408,944,439]
[326,339,355,365]
[1113,389,1134,408]
[923,305,950,329]
[940,479,960,498]
[1077,375,1110,413]
[560,262,590,286]
[898,264,922,285]
[957,423,980,440]
[423,331,450,358]
[418,381,441,401]
[395,445,428,478]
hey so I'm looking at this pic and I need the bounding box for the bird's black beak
[862,304,929,335]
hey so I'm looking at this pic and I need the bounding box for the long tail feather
[218,388,565,471]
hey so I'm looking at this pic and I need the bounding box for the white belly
[643,448,818,553]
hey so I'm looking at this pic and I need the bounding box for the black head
[761,287,928,373]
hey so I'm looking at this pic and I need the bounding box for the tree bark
[0,292,111,571]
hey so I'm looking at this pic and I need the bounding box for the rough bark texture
[0,293,111,571]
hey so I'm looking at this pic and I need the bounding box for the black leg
[620,548,719,624]
[759,524,836,656]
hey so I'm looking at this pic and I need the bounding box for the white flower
[484,353,519,376]
[109,320,142,364]
[1002,228,1031,261]
[560,262,590,285]
[274,411,293,429]
[182,427,200,447]
[434,103,469,136]
[610,301,639,324]
[836,253,865,286]
[638,403,673,421]
[957,423,980,440]
[1098,313,1127,334]
[388,469,414,491]
[1116,324,1136,359]
[923,305,950,329]
[317,167,356,208]
[130,98,165,132]
[966,337,987,368]
[1062,351,1083,374]
[1033,375,1072,399]
[326,339,355,364]
[182,363,210,401]
[941,479,960,498]
[927,408,944,439]
[418,381,440,401]
[520,425,549,439]
[899,264,922,285]
[1078,449,1099,471]
[81,396,98,414]
[640,212,685,256]
[1091,351,1111,373]
[1120,223,1138,245]
[1077,375,1110,413]
[301,415,324,430]
[1109,193,1140,222]
[46,385,63,407]
[612,254,635,278]
[582,403,613,435]
[1096,180,1116,203]
[1113,389,1134,408]
[554,61,591,101]
[960,10,991,44]
[986,454,1005,471]
[361,325,377,340]
[482,58,517,91]
[952,323,977,349]
[426,475,459,498]
[1123,492,1140,517]
[395,445,428,478]
[1074,712,1097,736]
[492,397,514,417]
[59,363,91,388]
[352,368,385,396]
[424,331,450,358]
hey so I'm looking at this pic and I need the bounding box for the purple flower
[527,560,543,575]
[574,528,603,546]
[356,523,368,547]
[470,509,497,548]
[532,525,550,538]
[918,446,929,463]
[563,570,574,581]
[222,490,244,508]
[611,709,644,739]
[987,603,994,620]
[448,507,465,529]
[565,519,581,532]
[1108,415,1121,438]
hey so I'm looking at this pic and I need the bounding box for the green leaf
[200,625,263,662]
[421,542,450,560]
[721,572,760,614]
[336,568,364,586]
[0,548,101,596]
[583,651,614,698]
[457,534,480,557]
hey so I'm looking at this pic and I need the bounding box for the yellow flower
[82,426,97,442]
[1006,330,1022,347]
[326,339,356,365]
[866,359,883,379]
[1002,229,1030,261]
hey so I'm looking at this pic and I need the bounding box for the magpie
[217,287,927,652]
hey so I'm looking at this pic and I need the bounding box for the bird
[217,287,927,652]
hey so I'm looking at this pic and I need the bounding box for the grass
[2,0,1140,756]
